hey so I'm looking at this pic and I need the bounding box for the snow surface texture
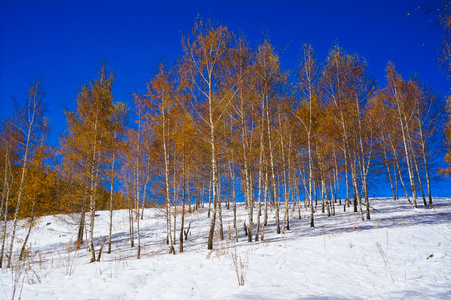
[1,198,450,299]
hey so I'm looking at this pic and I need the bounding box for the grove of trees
[1,16,449,264]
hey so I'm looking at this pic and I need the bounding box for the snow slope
[1,197,450,299]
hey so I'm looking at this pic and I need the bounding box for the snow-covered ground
[1,197,450,299]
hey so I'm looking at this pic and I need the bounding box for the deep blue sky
[2,1,448,139]
[1,1,449,192]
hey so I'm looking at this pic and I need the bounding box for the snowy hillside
[1,197,450,299]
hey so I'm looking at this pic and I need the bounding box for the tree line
[0,18,449,264]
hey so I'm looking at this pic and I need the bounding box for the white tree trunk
[8,93,38,267]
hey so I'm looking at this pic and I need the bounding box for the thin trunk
[0,151,13,268]
[135,113,142,259]
[228,158,237,231]
[383,144,396,201]
[208,181,212,218]
[76,203,86,250]
[179,171,186,253]
[88,119,100,263]
[310,177,315,227]
[359,143,372,221]
[135,179,141,259]
[256,94,267,240]
[355,95,371,220]
[333,151,341,205]
[412,149,427,206]
[162,101,175,254]
[280,116,290,233]
[405,118,425,206]
[330,180,336,216]
[416,117,432,204]
[129,199,134,247]
[351,152,363,220]
[187,174,192,213]
[421,140,433,205]
[173,167,177,247]
[344,150,350,211]
[255,128,265,241]
[0,151,9,231]
[297,175,303,219]
[141,176,149,220]
[216,171,224,241]
[322,176,330,217]
[394,87,418,207]
[263,166,269,229]
[7,116,33,268]
[207,77,218,249]
[394,163,399,200]
[107,152,115,254]
[390,138,413,207]
[239,96,253,242]
[180,149,186,253]
[255,183,262,242]
[19,196,36,261]
[266,97,280,234]
[0,187,9,268]
[307,97,314,219]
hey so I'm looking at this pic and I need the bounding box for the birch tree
[385,63,419,208]
[7,81,48,268]
[0,119,19,267]
[145,64,177,254]
[107,103,128,254]
[254,40,286,234]
[295,44,320,227]
[62,66,114,262]
[182,19,232,249]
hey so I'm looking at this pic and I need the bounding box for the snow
[1,197,450,299]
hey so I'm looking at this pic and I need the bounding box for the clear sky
[1,0,448,146]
